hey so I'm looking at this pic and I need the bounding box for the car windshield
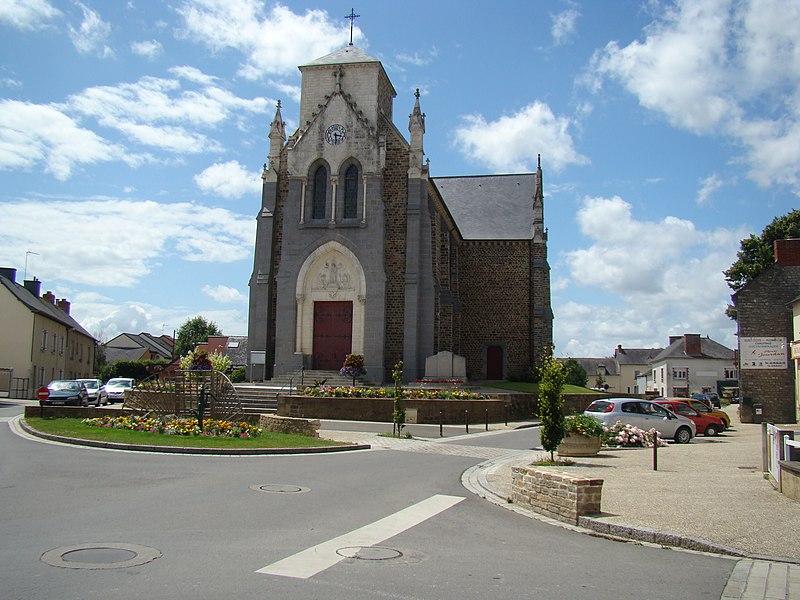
[49,381,80,391]
[107,379,133,387]
[78,380,99,389]
[689,401,709,412]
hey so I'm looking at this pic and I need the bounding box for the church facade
[247,45,553,383]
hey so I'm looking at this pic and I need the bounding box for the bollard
[465,409,469,434]
[505,404,508,427]
[653,438,658,471]
[485,408,489,431]
[439,410,443,438]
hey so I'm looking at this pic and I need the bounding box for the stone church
[247,44,553,383]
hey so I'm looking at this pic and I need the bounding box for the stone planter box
[557,433,602,457]
[511,466,603,524]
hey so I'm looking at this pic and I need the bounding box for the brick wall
[460,240,531,379]
[734,264,800,423]
[511,466,603,524]
[381,120,409,375]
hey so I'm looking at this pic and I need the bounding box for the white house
[649,333,737,398]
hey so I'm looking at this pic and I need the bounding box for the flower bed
[602,421,667,448]
[82,415,262,438]
[303,385,486,400]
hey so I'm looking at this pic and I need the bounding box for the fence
[765,423,797,488]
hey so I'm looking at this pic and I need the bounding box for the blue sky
[1,0,798,358]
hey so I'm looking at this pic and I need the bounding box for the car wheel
[704,424,719,436]
[674,426,692,444]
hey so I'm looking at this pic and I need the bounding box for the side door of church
[486,345,503,380]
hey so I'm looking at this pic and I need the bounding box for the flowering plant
[303,385,486,400]
[601,421,667,447]
[82,415,261,438]
[564,414,605,438]
[339,354,367,385]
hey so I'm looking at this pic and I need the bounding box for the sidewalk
[478,406,800,562]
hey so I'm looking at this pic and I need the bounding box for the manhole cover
[41,543,161,570]
[249,484,310,493]
[336,546,403,560]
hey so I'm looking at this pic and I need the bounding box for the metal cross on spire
[345,8,360,46]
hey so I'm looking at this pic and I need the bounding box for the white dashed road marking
[256,494,465,579]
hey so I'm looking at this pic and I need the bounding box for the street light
[24,250,39,280]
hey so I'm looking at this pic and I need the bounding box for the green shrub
[538,355,566,461]
[563,414,604,438]
[100,359,168,382]
[229,367,246,383]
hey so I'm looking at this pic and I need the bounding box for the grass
[377,431,413,439]
[25,417,345,449]
[482,381,603,395]
[529,458,576,467]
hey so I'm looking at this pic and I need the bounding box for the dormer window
[312,165,327,220]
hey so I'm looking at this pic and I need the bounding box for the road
[0,400,734,600]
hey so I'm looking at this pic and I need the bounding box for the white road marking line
[256,494,465,579]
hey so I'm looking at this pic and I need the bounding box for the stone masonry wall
[511,466,603,524]
[267,150,289,376]
[381,120,409,376]
[258,414,319,438]
[734,264,800,424]
[460,240,531,379]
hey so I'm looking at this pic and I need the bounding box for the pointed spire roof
[409,87,425,133]
[301,45,380,67]
[269,100,285,140]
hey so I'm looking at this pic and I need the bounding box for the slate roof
[652,337,735,362]
[135,333,173,358]
[432,174,536,240]
[0,276,95,340]
[614,347,664,365]
[301,45,380,66]
[224,336,248,367]
[105,346,147,363]
[569,357,619,377]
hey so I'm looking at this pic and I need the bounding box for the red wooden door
[486,345,503,380]
[312,301,353,370]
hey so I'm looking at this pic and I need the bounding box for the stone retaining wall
[511,466,603,524]
[259,414,319,438]
[278,395,509,424]
[24,405,261,424]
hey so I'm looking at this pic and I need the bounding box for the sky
[0,0,798,359]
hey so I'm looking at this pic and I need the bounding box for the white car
[76,378,107,406]
[104,378,135,404]
[584,398,696,443]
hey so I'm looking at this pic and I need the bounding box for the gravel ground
[487,406,800,560]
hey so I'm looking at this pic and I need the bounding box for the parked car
[683,398,730,429]
[653,399,726,436]
[691,392,721,409]
[584,398,696,443]
[706,392,721,408]
[75,378,107,406]
[104,378,135,403]
[40,380,89,406]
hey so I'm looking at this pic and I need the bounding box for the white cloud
[68,2,114,58]
[395,47,438,66]
[557,194,743,355]
[0,198,255,287]
[177,1,358,79]
[201,284,245,303]
[1,77,21,88]
[194,160,261,199]
[0,0,61,30]
[453,101,589,172]
[268,79,301,103]
[168,65,218,86]
[585,0,800,192]
[131,39,163,59]
[696,173,724,204]
[0,100,143,179]
[551,8,580,45]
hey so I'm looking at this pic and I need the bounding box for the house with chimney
[103,332,174,364]
[649,333,737,398]
[732,238,800,423]
[0,267,97,398]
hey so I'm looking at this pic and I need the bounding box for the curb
[18,418,371,455]
[461,454,800,565]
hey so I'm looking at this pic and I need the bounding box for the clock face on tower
[325,124,346,145]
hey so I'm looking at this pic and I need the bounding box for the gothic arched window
[343,164,358,219]
[312,165,327,220]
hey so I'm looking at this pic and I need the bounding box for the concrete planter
[557,433,602,457]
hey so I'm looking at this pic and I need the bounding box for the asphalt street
[0,401,735,600]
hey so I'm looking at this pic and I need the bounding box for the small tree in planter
[340,354,366,386]
[392,361,405,437]
[538,355,566,461]
[558,414,605,457]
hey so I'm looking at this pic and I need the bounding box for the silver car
[76,378,107,406]
[584,398,696,443]
[105,378,135,403]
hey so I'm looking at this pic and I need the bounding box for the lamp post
[24,250,39,280]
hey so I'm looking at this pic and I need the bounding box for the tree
[561,358,587,387]
[174,316,222,358]
[538,355,566,461]
[724,209,800,293]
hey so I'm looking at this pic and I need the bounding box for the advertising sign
[740,337,787,369]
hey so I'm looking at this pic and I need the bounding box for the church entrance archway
[312,301,353,369]
[486,345,503,379]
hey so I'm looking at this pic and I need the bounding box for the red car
[654,400,725,436]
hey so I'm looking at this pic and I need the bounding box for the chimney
[0,267,16,283]
[773,238,800,266]
[668,335,682,345]
[615,344,625,356]
[684,333,702,356]
[23,278,41,297]
[56,298,71,315]
[42,290,56,304]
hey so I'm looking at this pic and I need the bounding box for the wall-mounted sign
[791,340,800,360]
[250,351,266,365]
[740,337,787,369]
